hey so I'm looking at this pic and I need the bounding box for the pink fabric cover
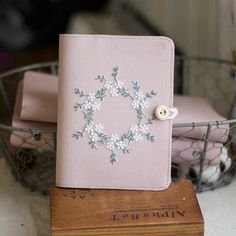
[56,34,175,191]
[20,71,58,123]
[173,95,229,143]
[10,81,222,166]
[10,81,56,151]
[172,137,222,165]
[18,73,229,145]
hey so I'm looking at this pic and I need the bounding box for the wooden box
[50,179,204,236]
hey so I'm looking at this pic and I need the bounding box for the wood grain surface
[50,178,204,236]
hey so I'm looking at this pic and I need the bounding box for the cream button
[155,105,170,120]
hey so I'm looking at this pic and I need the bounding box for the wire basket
[0,62,57,195]
[0,58,235,194]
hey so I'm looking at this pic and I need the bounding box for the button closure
[155,105,170,120]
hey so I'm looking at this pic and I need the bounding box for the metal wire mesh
[0,58,235,194]
[0,62,57,195]
[172,120,236,192]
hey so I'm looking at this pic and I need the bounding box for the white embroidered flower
[106,141,115,150]
[88,92,96,102]
[104,81,113,90]
[139,124,148,134]
[85,124,94,133]
[110,88,119,97]
[90,133,98,142]
[106,134,119,151]
[85,125,98,142]
[130,124,139,133]
[140,99,148,108]
[131,98,148,109]
[116,80,124,89]
[111,134,119,142]
[131,100,139,109]
[94,123,104,133]
[133,133,143,141]
[83,101,92,110]
[135,91,145,100]
[131,91,149,109]
[92,101,101,110]
[116,140,125,149]
[73,66,157,163]
[83,94,100,111]
[129,124,147,142]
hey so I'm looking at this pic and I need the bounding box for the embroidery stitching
[73,66,157,164]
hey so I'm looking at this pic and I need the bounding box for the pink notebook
[10,81,56,151]
[56,34,175,190]
[21,71,58,123]
[173,95,229,143]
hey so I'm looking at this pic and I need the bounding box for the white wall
[127,0,219,57]
[219,0,236,60]
[124,0,236,116]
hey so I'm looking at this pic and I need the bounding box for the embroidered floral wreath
[73,66,157,164]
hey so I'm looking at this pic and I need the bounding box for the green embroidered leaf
[73,103,83,111]
[136,106,145,121]
[95,88,107,100]
[147,118,153,124]
[145,90,157,99]
[72,132,83,139]
[86,108,95,123]
[125,132,135,144]
[132,81,140,91]
[95,75,105,83]
[97,133,109,141]
[96,132,109,144]
[112,66,119,78]
[89,141,97,149]
[122,147,131,154]
[74,88,87,97]
[121,131,134,142]
[73,66,157,164]
[110,152,117,164]
[82,111,87,120]
[117,87,131,97]
[146,133,155,142]
[147,115,156,124]
[121,133,127,141]
[98,139,106,144]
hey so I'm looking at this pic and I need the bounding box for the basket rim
[0,119,236,133]
[0,61,58,80]
[1,59,236,132]
[1,55,236,79]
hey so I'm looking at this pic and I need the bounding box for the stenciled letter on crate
[56,34,177,191]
